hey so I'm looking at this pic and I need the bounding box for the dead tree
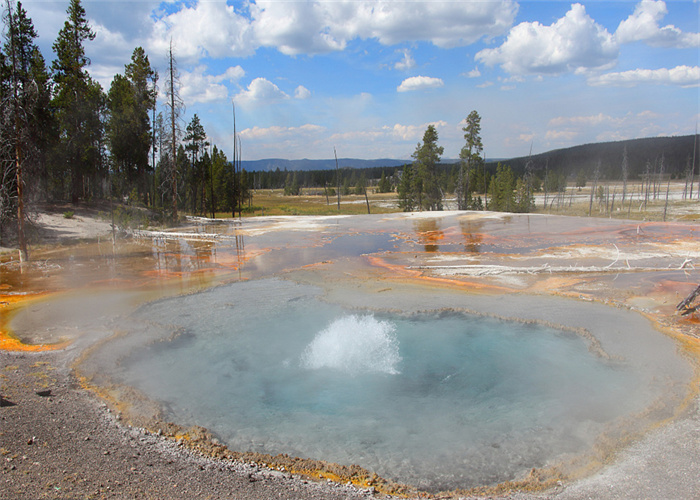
[334,147,340,210]
[588,160,600,216]
[621,145,628,207]
[4,0,29,262]
[165,41,183,220]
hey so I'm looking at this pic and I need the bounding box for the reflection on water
[460,218,484,253]
[413,218,444,252]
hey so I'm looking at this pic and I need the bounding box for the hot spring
[108,278,693,492]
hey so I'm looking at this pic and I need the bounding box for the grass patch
[191,183,697,221]
[207,190,400,218]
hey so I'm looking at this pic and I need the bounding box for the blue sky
[22,0,700,161]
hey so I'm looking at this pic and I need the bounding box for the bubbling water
[300,315,401,375]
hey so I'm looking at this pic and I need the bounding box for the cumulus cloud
[236,78,289,105]
[397,76,444,92]
[149,2,255,62]
[616,0,700,48]
[395,49,416,71]
[345,0,518,48]
[251,0,346,55]
[476,3,617,75]
[179,65,245,104]
[151,0,517,58]
[587,65,700,87]
[294,86,312,99]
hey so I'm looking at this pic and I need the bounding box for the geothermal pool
[6,212,697,493]
[111,278,692,492]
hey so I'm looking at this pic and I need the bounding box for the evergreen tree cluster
[1,0,246,246]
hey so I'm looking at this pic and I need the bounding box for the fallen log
[677,284,700,316]
[408,263,682,277]
[129,229,223,242]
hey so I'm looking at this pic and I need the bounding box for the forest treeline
[248,134,699,204]
[1,0,698,259]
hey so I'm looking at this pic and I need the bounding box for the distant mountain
[241,135,697,179]
[241,158,409,172]
[490,135,697,178]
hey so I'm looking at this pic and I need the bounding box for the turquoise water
[119,280,649,491]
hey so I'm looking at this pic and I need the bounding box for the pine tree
[210,145,230,213]
[489,163,516,212]
[377,170,391,193]
[51,0,103,204]
[183,114,208,214]
[397,164,415,211]
[106,74,136,197]
[458,110,483,210]
[124,47,155,202]
[412,124,444,211]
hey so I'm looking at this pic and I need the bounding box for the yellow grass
[215,189,400,217]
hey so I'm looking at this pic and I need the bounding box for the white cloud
[294,85,312,99]
[397,76,444,92]
[348,0,518,48]
[214,66,246,83]
[545,129,579,142]
[616,0,700,48]
[149,2,255,63]
[236,78,289,105]
[249,0,517,55]
[251,0,346,55]
[466,67,481,78]
[90,22,133,65]
[179,65,245,104]
[330,120,449,146]
[549,113,623,128]
[587,65,700,87]
[240,124,325,140]
[544,110,673,146]
[395,49,416,71]
[386,121,448,141]
[476,3,617,75]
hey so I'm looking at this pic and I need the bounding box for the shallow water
[116,279,664,491]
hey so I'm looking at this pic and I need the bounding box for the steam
[300,314,401,375]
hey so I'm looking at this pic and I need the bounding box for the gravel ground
[0,350,390,500]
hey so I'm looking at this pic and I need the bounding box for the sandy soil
[2,208,699,499]
[33,211,114,243]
